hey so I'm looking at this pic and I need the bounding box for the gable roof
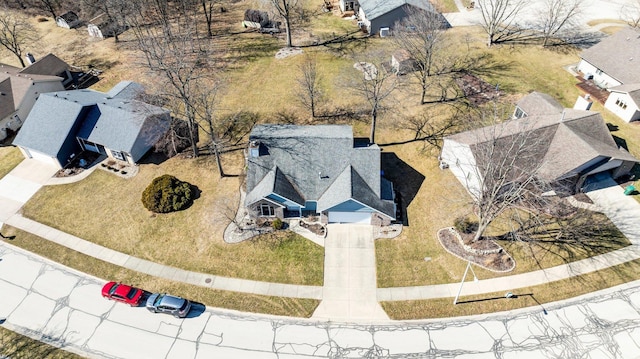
[13,82,170,161]
[245,124,394,218]
[609,83,640,107]
[447,109,638,182]
[0,63,63,120]
[580,27,640,84]
[20,53,70,78]
[359,0,435,20]
[515,91,564,117]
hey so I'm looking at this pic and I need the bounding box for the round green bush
[141,174,194,213]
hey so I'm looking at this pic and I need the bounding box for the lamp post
[453,261,478,305]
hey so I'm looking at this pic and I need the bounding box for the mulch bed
[300,221,326,236]
[54,151,102,178]
[437,228,515,272]
[454,73,501,107]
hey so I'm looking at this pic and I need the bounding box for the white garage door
[22,148,60,168]
[328,211,371,224]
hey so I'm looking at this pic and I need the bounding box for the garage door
[22,148,60,168]
[328,211,371,224]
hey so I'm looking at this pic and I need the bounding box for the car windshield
[154,294,164,306]
[109,284,118,295]
[179,300,188,311]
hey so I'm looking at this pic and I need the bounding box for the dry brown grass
[382,258,640,319]
[0,146,22,178]
[0,326,84,359]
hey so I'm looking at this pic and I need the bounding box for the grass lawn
[1,226,319,317]
[382,258,640,319]
[21,154,324,286]
[0,146,22,179]
[0,326,84,359]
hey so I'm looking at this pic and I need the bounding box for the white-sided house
[339,0,359,12]
[576,27,640,122]
[441,92,639,196]
[0,64,64,142]
[604,84,640,122]
[13,81,171,168]
[357,0,439,36]
[56,11,81,29]
[245,125,396,225]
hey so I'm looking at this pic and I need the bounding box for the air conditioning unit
[379,27,390,37]
[439,161,449,170]
[584,73,593,80]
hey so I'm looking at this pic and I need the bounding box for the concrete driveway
[0,160,58,223]
[312,224,389,322]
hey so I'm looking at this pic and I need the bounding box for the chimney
[249,141,260,157]
[25,53,36,65]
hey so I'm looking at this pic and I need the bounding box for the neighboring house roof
[609,83,640,107]
[580,27,640,84]
[58,11,79,22]
[13,82,170,161]
[245,124,395,218]
[515,91,564,116]
[19,53,70,78]
[0,63,63,120]
[359,0,434,20]
[447,109,639,182]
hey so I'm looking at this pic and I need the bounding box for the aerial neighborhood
[1,0,640,358]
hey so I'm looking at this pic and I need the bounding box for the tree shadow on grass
[381,152,425,226]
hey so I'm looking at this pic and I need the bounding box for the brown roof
[447,109,639,182]
[20,53,70,77]
[580,27,640,84]
[0,63,63,120]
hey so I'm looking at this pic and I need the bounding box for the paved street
[2,242,640,359]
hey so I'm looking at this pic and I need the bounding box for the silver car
[145,293,191,318]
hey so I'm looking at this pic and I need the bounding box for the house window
[616,98,628,110]
[260,204,275,216]
[595,69,603,75]
[514,107,525,119]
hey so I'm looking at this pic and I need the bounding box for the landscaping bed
[437,227,515,272]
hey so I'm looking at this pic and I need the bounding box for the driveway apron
[312,224,389,322]
[0,160,58,223]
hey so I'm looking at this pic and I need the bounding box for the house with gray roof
[13,81,171,169]
[441,92,639,196]
[576,27,640,122]
[245,125,396,225]
[56,11,81,29]
[356,0,441,36]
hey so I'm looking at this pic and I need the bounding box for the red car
[101,282,144,306]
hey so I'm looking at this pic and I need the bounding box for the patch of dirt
[275,47,303,59]
[437,227,515,272]
[455,73,501,106]
[299,220,326,236]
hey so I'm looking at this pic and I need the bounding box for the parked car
[101,282,144,306]
[145,293,191,318]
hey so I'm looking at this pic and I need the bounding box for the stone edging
[436,227,516,273]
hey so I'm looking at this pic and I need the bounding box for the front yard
[0,146,22,179]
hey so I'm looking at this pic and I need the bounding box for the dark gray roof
[246,124,394,218]
[14,82,170,161]
[446,108,639,182]
[19,53,69,78]
[359,0,435,20]
[515,92,564,117]
[580,27,640,84]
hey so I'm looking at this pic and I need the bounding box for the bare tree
[130,0,211,157]
[193,77,226,177]
[537,0,582,47]
[477,0,526,47]
[264,0,298,47]
[393,8,446,104]
[202,0,215,37]
[349,60,397,144]
[37,0,59,19]
[447,105,551,242]
[621,0,640,28]
[0,11,36,67]
[296,55,324,118]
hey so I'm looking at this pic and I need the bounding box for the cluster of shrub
[141,174,194,213]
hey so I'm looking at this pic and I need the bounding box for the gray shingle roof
[609,83,640,106]
[0,64,63,120]
[19,53,69,78]
[13,82,170,162]
[246,124,394,218]
[580,27,640,84]
[515,91,564,116]
[359,0,434,20]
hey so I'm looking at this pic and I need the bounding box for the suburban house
[245,125,396,225]
[512,91,564,119]
[441,93,639,196]
[0,63,65,142]
[576,27,640,122]
[357,0,441,36]
[21,53,74,87]
[56,11,81,29]
[13,81,171,169]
